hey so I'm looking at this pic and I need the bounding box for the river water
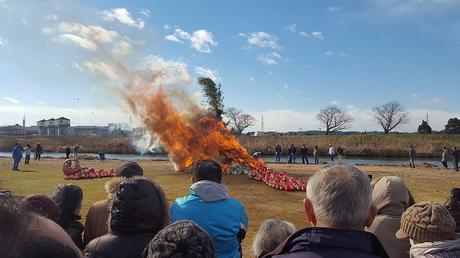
[0,152,446,167]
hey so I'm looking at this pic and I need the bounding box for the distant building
[69,126,110,136]
[0,124,25,136]
[37,117,70,136]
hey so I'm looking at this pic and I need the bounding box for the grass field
[1,157,460,256]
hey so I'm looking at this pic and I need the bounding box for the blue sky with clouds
[0,0,459,132]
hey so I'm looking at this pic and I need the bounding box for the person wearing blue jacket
[170,160,248,258]
[12,142,22,171]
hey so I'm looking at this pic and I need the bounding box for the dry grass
[1,158,460,256]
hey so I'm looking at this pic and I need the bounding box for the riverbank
[1,134,459,158]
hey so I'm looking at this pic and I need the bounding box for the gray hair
[306,164,372,229]
[252,219,296,257]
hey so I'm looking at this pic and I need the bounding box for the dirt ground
[1,158,459,256]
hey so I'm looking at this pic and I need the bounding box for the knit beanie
[116,161,144,178]
[396,202,455,242]
[21,194,60,223]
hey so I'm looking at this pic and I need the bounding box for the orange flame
[130,88,266,171]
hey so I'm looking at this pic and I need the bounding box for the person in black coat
[300,144,309,164]
[84,177,170,258]
[50,183,85,250]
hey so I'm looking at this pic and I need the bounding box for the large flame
[127,87,266,171]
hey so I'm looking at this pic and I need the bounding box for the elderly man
[263,164,389,258]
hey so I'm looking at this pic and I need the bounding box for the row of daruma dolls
[248,167,307,192]
[62,159,115,180]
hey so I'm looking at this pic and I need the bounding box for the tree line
[197,76,459,135]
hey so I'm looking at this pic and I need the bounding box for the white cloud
[287,24,297,33]
[311,31,324,40]
[41,27,54,34]
[101,8,145,29]
[3,97,20,104]
[140,9,151,17]
[324,51,334,56]
[283,83,289,89]
[307,64,313,68]
[239,32,280,49]
[72,61,83,72]
[163,24,171,30]
[0,36,7,46]
[83,60,119,80]
[166,28,218,53]
[339,52,349,57]
[249,76,255,81]
[112,40,132,56]
[373,0,460,17]
[46,14,58,21]
[143,55,192,84]
[411,94,447,105]
[33,100,45,105]
[52,22,118,51]
[299,31,309,38]
[194,66,221,82]
[331,100,340,105]
[257,52,282,65]
[327,6,342,13]
[165,34,181,43]
[276,94,284,99]
[22,18,31,27]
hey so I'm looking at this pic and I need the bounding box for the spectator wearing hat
[396,202,460,257]
[366,176,415,258]
[143,220,215,258]
[21,194,60,224]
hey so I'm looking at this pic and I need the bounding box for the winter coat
[12,146,22,160]
[313,148,319,157]
[262,227,389,258]
[170,180,248,258]
[275,145,282,153]
[442,149,450,162]
[452,149,460,161]
[35,144,43,154]
[62,218,85,250]
[409,148,416,158]
[367,176,412,258]
[300,147,308,156]
[84,179,167,258]
[84,199,111,246]
[24,146,31,156]
[410,236,460,257]
[288,147,296,155]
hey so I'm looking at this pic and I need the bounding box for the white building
[37,117,70,136]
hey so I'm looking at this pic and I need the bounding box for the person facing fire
[288,144,296,164]
[170,160,248,258]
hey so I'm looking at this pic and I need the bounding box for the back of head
[372,176,412,216]
[104,177,124,199]
[50,184,83,225]
[252,219,296,257]
[21,194,60,223]
[0,196,80,258]
[193,160,222,183]
[396,202,455,243]
[116,161,144,178]
[306,164,372,229]
[143,220,215,258]
[110,177,169,235]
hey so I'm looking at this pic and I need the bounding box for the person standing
[328,144,335,162]
[24,144,31,164]
[336,146,344,160]
[442,146,450,169]
[409,146,416,168]
[73,144,79,160]
[288,144,296,163]
[274,144,282,163]
[313,146,319,164]
[65,146,71,159]
[452,147,460,172]
[300,144,309,164]
[35,143,43,161]
[12,143,22,171]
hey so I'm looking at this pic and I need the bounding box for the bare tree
[371,101,410,134]
[317,105,353,135]
[225,107,256,135]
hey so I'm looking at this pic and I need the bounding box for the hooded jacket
[170,180,248,258]
[262,227,389,258]
[410,236,460,257]
[84,179,168,258]
[366,176,413,258]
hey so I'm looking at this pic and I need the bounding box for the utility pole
[260,115,265,132]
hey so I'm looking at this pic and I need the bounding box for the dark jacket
[275,145,282,153]
[452,149,460,161]
[262,227,389,258]
[63,218,85,250]
[84,179,167,258]
[300,147,308,156]
[288,146,296,155]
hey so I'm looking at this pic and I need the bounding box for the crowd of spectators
[1,160,460,258]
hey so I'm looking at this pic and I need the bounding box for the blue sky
[0,0,459,132]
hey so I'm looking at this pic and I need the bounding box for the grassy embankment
[1,158,460,256]
[1,134,459,157]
